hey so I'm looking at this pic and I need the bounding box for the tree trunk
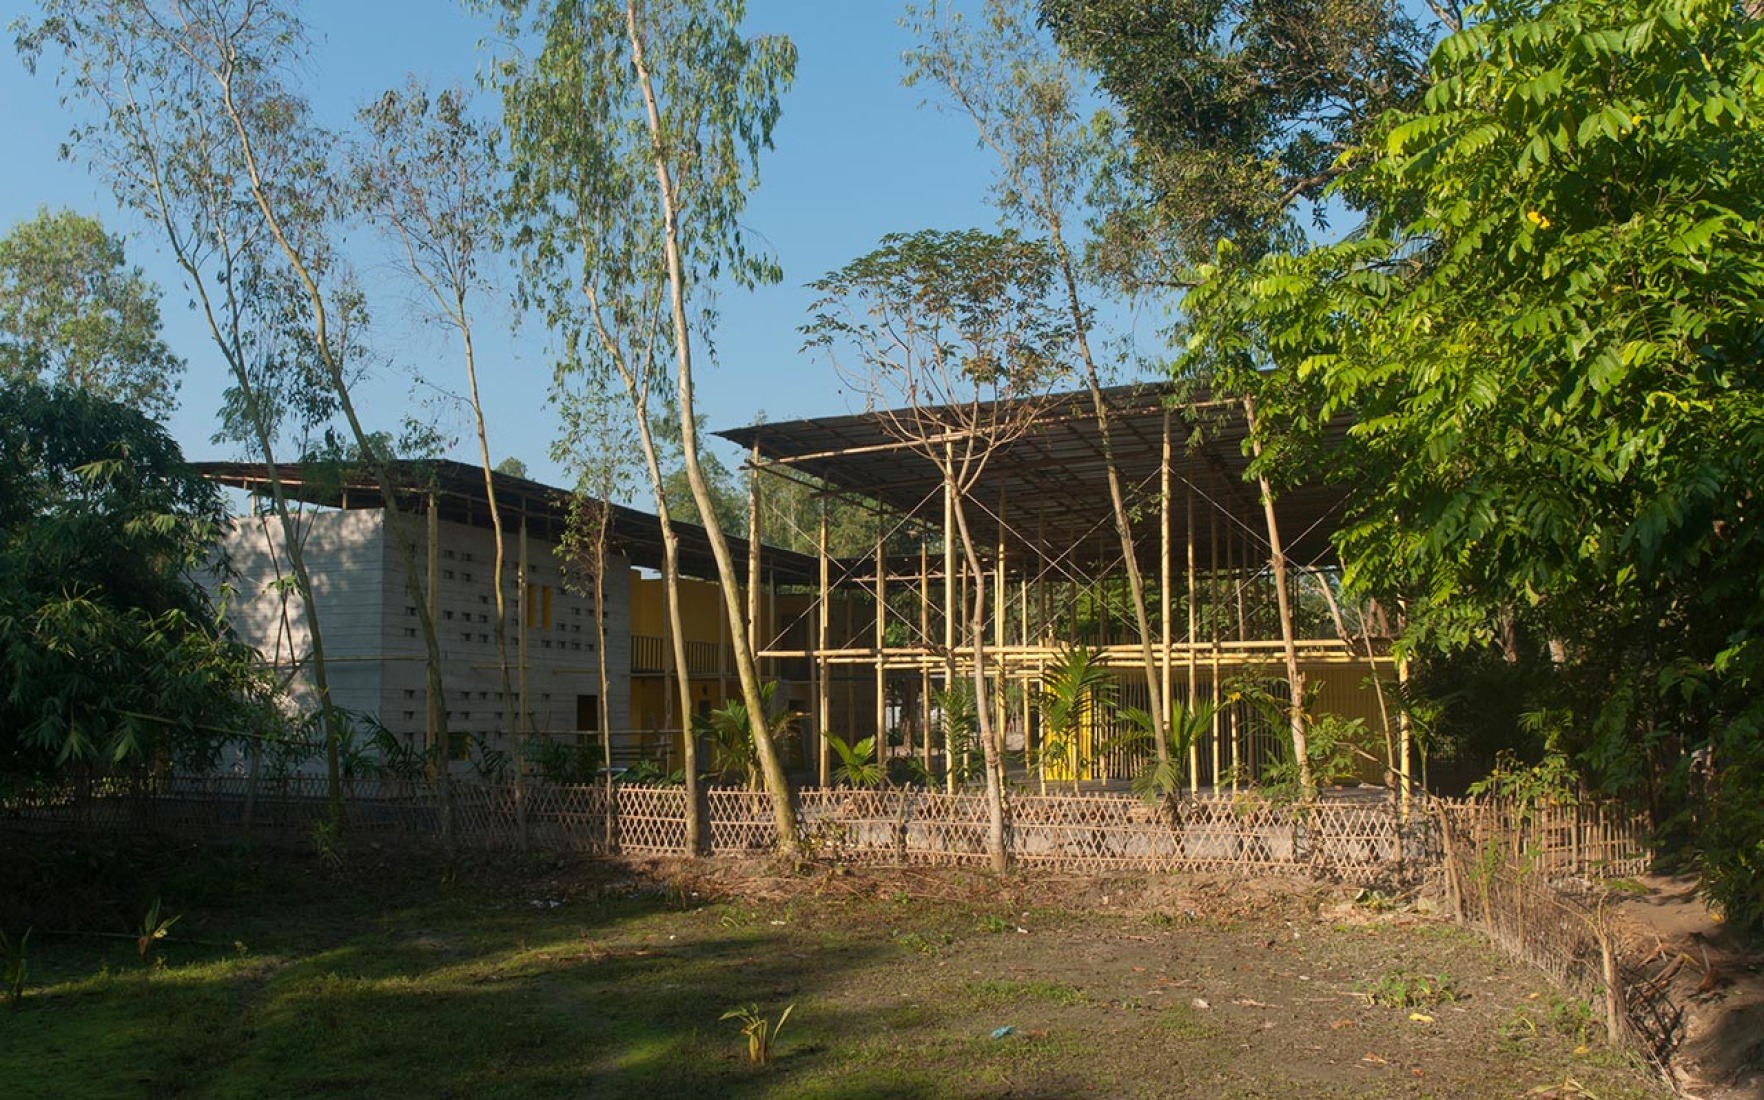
[626,4,798,853]
[1242,396,1314,799]
[949,484,1009,872]
[459,308,521,838]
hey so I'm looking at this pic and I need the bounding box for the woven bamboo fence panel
[705,790,778,853]
[611,787,689,852]
[1434,798,1669,1063]
[3,780,1644,885]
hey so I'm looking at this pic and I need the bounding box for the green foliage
[526,737,606,786]
[0,208,184,421]
[1182,0,1764,927]
[934,680,983,787]
[804,228,1071,402]
[0,381,282,789]
[1106,699,1219,802]
[1042,0,1435,273]
[693,682,801,789]
[719,1002,794,1065]
[1037,646,1116,790]
[135,898,179,963]
[1357,968,1459,1009]
[826,734,883,790]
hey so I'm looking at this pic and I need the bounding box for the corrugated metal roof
[716,384,1352,573]
[192,458,823,585]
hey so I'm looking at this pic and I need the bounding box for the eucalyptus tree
[351,81,520,780]
[906,0,1173,770]
[0,208,184,422]
[805,228,1073,872]
[486,0,801,852]
[18,1,354,818]
[21,1,463,824]
[554,362,640,847]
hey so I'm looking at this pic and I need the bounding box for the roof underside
[718,385,1353,575]
[194,459,822,586]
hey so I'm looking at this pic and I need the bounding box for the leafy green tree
[0,379,279,790]
[1040,0,1435,275]
[18,1,356,820]
[907,0,1173,764]
[1182,0,1764,929]
[806,227,1073,871]
[0,208,184,421]
[487,0,801,853]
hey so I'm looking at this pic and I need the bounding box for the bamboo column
[746,443,761,676]
[1399,653,1414,820]
[1020,575,1031,777]
[817,501,830,787]
[1186,479,1203,786]
[874,517,887,771]
[1243,395,1311,797]
[920,537,933,780]
[517,515,529,760]
[994,491,1007,773]
[942,456,957,794]
[1160,411,1188,793]
[427,495,441,758]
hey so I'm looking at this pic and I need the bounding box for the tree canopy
[1181,0,1764,929]
[1041,0,1435,274]
[0,379,277,791]
[0,208,184,421]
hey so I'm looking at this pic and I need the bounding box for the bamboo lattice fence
[2,776,1642,884]
[1434,799,1669,1066]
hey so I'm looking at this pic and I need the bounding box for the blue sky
[0,1,1167,493]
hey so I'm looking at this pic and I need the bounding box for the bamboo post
[943,458,957,794]
[1243,395,1312,798]
[920,537,933,781]
[1398,653,1414,821]
[518,514,529,758]
[430,494,454,850]
[817,500,831,787]
[994,491,1007,773]
[1161,411,1188,793]
[875,518,887,773]
[1020,576,1031,777]
[1210,485,1229,788]
[747,443,761,675]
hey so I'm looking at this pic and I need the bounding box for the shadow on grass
[1,847,1093,1100]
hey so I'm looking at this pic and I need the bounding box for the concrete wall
[216,506,632,771]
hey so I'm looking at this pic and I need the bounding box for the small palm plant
[934,680,981,787]
[695,681,801,789]
[826,733,883,788]
[1037,646,1116,793]
[137,897,179,962]
[1105,699,1219,803]
[721,1002,794,1065]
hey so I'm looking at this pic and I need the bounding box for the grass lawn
[2,842,1672,1099]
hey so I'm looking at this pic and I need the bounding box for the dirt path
[1611,875,1764,1099]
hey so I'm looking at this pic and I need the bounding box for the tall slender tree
[487,0,801,853]
[906,0,1173,770]
[806,228,1072,872]
[351,80,521,800]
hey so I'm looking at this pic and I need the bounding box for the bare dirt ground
[1610,875,1764,1100]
